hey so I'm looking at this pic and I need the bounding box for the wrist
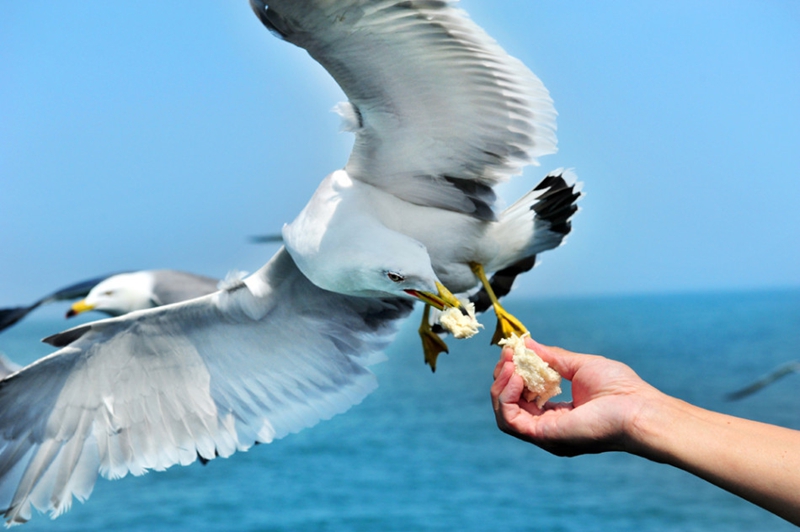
[623,385,691,462]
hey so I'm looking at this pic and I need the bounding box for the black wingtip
[0,306,36,333]
[249,0,290,40]
[531,173,581,236]
[42,325,92,347]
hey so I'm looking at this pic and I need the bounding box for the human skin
[490,337,800,526]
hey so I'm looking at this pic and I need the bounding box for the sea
[0,289,798,531]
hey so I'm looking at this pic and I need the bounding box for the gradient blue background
[2,1,799,306]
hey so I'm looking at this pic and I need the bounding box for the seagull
[0,274,124,334]
[725,360,800,400]
[0,270,222,334]
[0,0,579,524]
[65,270,223,319]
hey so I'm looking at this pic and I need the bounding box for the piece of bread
[499,333,561,408]
[439,301,483,339]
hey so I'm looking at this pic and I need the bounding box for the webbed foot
[419,304,449,372]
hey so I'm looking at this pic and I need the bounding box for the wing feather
[251,0,557,214]
[0,249,412,524]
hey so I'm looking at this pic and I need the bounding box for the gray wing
[148,270,222,305]
[251,0,557,218]
[0,249,413,524]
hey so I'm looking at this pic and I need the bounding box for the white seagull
[0,270,222,334]
[65,270,225,319]
[0,0,580,524]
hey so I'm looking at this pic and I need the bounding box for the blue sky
[2,1,799,308]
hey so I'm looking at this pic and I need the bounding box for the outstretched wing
[251,0,557,218]
[0,249,413,524]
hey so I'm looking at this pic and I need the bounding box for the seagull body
[0,0,580,524]
[285,167,574,298]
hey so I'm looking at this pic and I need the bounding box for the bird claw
[490,307,528,345]
[420,327,449,372]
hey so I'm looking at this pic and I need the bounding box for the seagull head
[66,271,156,318]
[286,221,460,310]
[333,239,460,310]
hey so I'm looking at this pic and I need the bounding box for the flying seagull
[0,0,579,524]
[0,270,222,334]
[725,360,800,400]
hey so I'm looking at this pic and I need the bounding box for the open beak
[405,281,462,310]
[66,299,95,318]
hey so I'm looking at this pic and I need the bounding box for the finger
[525,338,592,382]
[490,360,515,409]
[493,346,515,379]
[493,369,525,430]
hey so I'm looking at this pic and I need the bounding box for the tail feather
[531,172,581,236]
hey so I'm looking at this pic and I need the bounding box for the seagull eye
[103,291,114,296]
[386,272,405,283]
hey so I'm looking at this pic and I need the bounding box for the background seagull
[0,273,125,334]
[0,0,578,524]
[725,360,800,400]
[65,270,222,319]
[0,270,223,334]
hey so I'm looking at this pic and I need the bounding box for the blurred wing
[149,270,221,305]
[249,233,284,244]
[0,274,123,333]
[0,249,413,524]
[251,0,557,217]
[725,361,800,400]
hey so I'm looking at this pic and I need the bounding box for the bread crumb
[499,333,561,408]
[438,300,483,339]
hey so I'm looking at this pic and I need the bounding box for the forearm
[631,392,800,525]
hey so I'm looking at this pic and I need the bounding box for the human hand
[491,337,663,457]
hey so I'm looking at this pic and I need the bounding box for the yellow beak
[66,299,95,318]
[405,281,461,310]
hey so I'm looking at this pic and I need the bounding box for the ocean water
[0,290,798,531]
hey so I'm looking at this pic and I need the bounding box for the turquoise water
[1,290,798,531]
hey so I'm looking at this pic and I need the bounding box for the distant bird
[725,360,800,400]
[0,270,223,333]
[248,233,284,244]
[0,0,579,524]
